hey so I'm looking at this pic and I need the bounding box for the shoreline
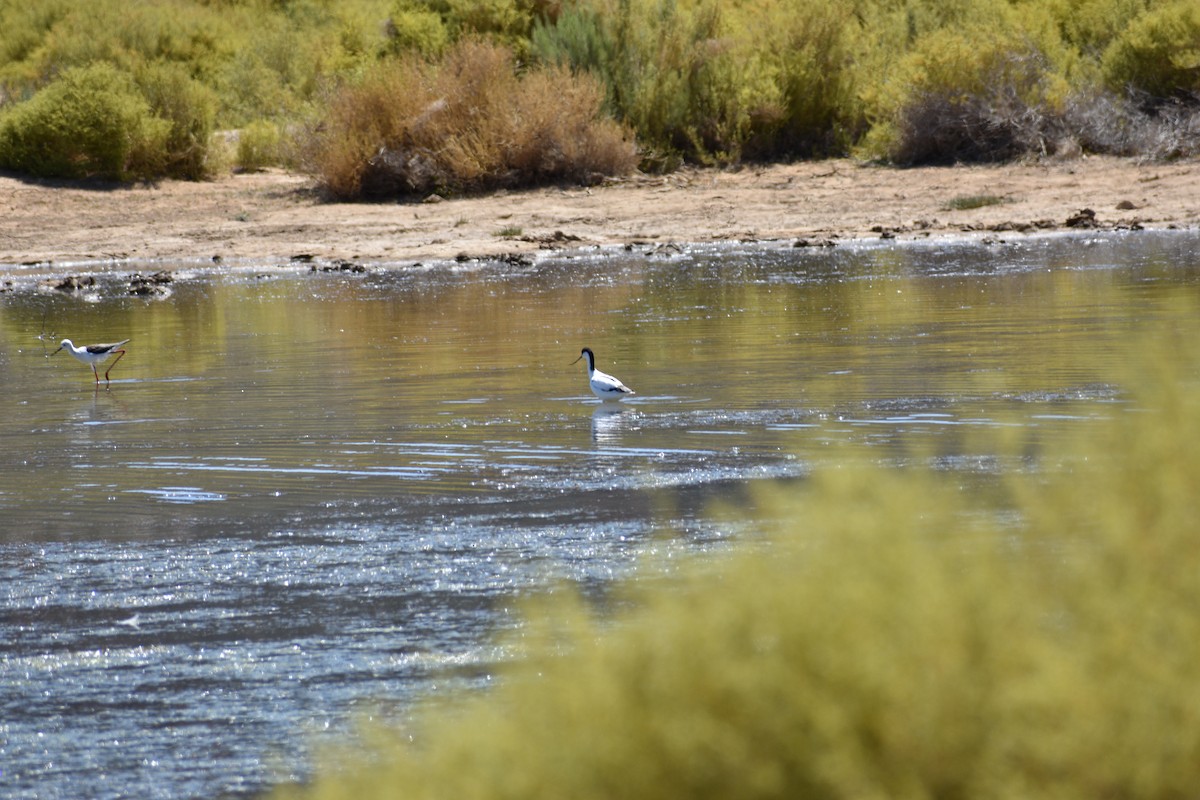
[1,156,1197,275]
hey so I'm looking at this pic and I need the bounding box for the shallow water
[1,231,1198,799]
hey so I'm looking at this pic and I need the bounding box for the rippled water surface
[2,232,1198,799]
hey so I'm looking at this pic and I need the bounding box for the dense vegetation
[302,39,638,199]
[1,0,1197,194]
[270,330,1200,800]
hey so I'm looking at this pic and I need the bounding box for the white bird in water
[572,347,634,402]
[53,338,131,383]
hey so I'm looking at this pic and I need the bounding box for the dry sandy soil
[1,156,1197,273]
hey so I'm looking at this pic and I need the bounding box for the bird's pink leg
[92,365,100,383]
[104,349,126,382]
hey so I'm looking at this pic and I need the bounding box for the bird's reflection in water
[591,404,635,445]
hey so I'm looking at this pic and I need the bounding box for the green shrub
[1040,0,1153,59]
[1102,0,1200,101]
[135,60,219,179]
[0,0,232,86]
[742,0,865,158]
[219,54,294,127]
[0,62,169,180]
[625,0,749,163]
[530,1,610,79]
[0,0,391,131]
[0,58,216,181]
[442,0,535,56]
[237,119,283,172]
[385,0,452,57]
[533,0,865,164]
[0,1,73,89]
[300,39,637,199]
[277,333,1200,800]
[860,20,1071,163]
[383,0,548,61]
[214,13,319,127]
[533,0,744,164]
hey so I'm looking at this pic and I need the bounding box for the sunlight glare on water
[0,231,1198,799]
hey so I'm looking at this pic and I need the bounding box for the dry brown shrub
[301,39,638,200]
[508,67,638,182]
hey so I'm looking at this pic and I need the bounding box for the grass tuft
[945,193,1009,210]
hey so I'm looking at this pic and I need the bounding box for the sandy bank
[1,156,1197,271]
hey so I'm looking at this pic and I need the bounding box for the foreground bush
[301,39,638,199]
[278,332,1200,800]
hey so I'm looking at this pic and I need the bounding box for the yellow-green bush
[622,0,750,164]
[300,38,637,199]
[135,60,219,180]
[211,6,362,126]
[236,120,283,172]
[860,13,1072,163]
[532,0,726,164]
[0,62,170,180]
[1040,0,1153,59]
[385,0,452,58]
[0,1,73,88]
[383,0,554,61]
[0,0,396,180]
[1102,0,1200,100]
[0,58,219,180]
[530,0,849,166]
[0,0,242,115]
[0,0,391,127]
[277,331,1200,800]
[737,0,865,158]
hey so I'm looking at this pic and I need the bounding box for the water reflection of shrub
[279,334,1200,800]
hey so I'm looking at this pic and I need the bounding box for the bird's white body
[573,347,634,402]
[54,338,131,382]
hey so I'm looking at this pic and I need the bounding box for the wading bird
[572,347,634,401]
[53,338,130,383]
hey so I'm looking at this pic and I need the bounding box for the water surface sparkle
[2,231,1198,799]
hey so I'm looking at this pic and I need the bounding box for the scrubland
[0,0,1198,196]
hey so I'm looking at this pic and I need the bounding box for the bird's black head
[571,347,595,367]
